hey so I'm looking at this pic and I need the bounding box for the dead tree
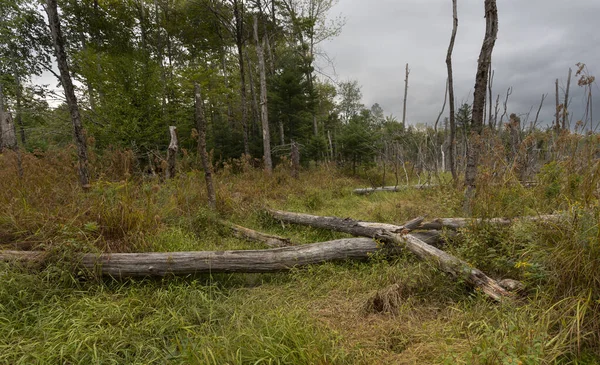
[488,68,494,128]
[464,0,499,212]
[446,0,458,182]
[563,68,572,130]
[46,0,91,189]
[194,83,217,210]
[532,94,547,131]
[493,93,500,129]
[166,126,178,179]
[291,140,300,179]
[219,220,293,247]
[267,209,514,301]
[555,78,560,131]
[0,84,18,151]
[0,238,381,277]
[499,87,512,127]
[402,63,410,125]
[254,15,272,174]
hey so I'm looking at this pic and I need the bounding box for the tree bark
[418,214,563,231]
[13,72,25,146]
[0,111,17,151]
[562,68,572,130]
[267,209,440,246]
[233,0,250,156]
[0,238,381,277]
[353,184,435,195]
[291,140,300,179]
[46,0,91,189]
[194,83,217,210]
[555,78,560,131]
[532,94,546,131]
[267,209,514,301]
[464,0,498,212]
[166,126,178,179]
[402,63,409,126]
[220,220,293,247]
[488,68,494,128]
[446,0,458,182]
[254,15,272,173]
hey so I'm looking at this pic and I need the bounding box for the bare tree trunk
[245,48,260,134]
[233,0,250,156]
[488,68,494,128]
[555,78,560,131]
[166,126,178,179]
[0,85,18,153]
[11,66,26,146]
[446,0,458,182]
[0,112,17,151]
[291,140,300,179]
[279,121,285,145]
[499,87,512,127]
[254,16,272,174]
[562,68,572,130]
[195,83,217,210]
[532,93,546,131]
[0,83,5,150]
[434,78,448,132]
[402,63,410,126]
[464,0,498,212]
[493,93,500,129]
[46,0,91,189]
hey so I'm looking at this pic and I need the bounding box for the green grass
[1,151,599,364]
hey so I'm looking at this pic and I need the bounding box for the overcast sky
[317,0,600,129]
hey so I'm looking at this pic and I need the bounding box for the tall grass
[1,146,599,363]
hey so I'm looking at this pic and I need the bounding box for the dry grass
[1,146,599,364]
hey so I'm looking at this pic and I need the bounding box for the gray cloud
[318,0,600,130]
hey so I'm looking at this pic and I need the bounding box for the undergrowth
[0,148,599,364]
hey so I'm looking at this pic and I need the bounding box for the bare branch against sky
[317,0,600,127]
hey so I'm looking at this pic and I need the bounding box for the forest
[0,0,599,363]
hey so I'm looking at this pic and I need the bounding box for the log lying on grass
[219,220,293,247]
[418,214,564,231]
[267,209,515,301]
[266,209,444,246]
[353,184,435,195]
[0,238,382,278]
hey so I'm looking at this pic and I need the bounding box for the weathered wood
[268,209,443,247]
[1,238,380,278]
[220,220,293,247]
[446,0,458,181]
[353,184,435,195]
[464,0,498,211]
[166,126,178,179]
[195,83,216,209]
[268,209,514,301]
[254,15,272,174]
[0,110,17,151]
[418,214,563,231]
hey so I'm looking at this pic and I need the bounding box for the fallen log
[353,184,435,195]
[267,209,514,301]
[266,209,442,246]
[418,214,563,230]
[219,220,293,247]
[0,238,382,278]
